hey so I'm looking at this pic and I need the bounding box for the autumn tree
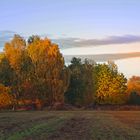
[1,35,69,108]
[127,76,140,104]
[127,76,140,94]
[93,62,127,104]
[27,36,68,105]
[4,35,33,100]
[27,35,40,44]
[0,84,14,109]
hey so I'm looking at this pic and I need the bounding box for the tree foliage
[0,55,15,86]
[27,37,67,105]
[127,76,140,95]
[93,62,127,104]
[65,57,94,106]
[0,35,69,108]
[0,34,138,110]
[127,76,140,104]
[0,84,14,109]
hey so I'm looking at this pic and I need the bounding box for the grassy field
[0,111,140,140]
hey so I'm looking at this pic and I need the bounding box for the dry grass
[0,111,140,140]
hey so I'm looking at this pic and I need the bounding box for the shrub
[0,84,14,109]
[0,93,14,109]
[128,92,140,105]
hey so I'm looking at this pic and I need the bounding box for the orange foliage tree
[2,35,69,107]
[127,76,140,95]
[27,36,68,105]
[127,76,140,104]
[4,35,33,100]
[0,84,14,109]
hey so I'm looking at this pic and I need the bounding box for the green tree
[65,57,94,106]
[0,54,15,86]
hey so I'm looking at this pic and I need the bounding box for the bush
[0,93,14,109]
[128,92,140,105]
[0,84,14,109]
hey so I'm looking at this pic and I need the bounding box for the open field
[0,111,140,140]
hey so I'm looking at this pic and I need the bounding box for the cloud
[64,52,140,63]
[0,30,16,51]
[53,35,140,49]
[1,32,140,52]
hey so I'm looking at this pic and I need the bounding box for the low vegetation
[0,111,140,140]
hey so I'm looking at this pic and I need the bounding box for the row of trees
[65,58,127,106]
[0,35,139,109]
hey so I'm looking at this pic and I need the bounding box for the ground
[0,111,140,140]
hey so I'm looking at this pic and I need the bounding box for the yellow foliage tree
[93,62,127,104]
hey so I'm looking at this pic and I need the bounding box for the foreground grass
[0,111,140,140]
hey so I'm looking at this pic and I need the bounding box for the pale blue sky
[0,0,140,38]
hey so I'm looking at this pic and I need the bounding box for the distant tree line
[0,35,140,110]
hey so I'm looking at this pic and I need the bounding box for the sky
[0,0,140,37]
[0,0,140,77]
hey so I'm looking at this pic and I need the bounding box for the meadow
[0,111,140,140]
